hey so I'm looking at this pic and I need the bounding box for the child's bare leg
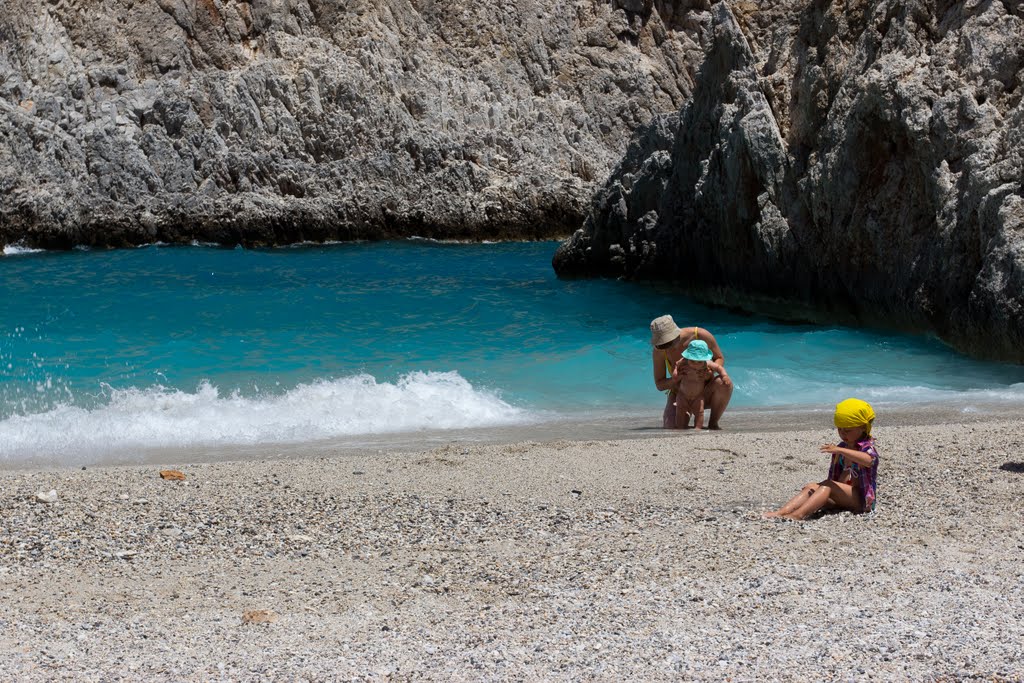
[781,483,832,520]
[784,480,860,520]
[678,396,702,429]
[764,482,820,518]
[693,398,705,430]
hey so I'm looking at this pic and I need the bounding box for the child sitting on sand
[765,398,879,520]
[672,340,729,429]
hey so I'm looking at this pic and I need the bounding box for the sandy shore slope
[2,414,1023,681]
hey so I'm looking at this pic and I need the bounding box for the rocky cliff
[5,1,1023,361]
[0,0,707,247]
[554,0,1024,361]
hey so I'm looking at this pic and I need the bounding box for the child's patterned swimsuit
[828,437,880,512]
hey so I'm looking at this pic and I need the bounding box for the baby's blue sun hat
[682,339,713,361]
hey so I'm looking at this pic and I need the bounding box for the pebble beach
[2,411,1023,681]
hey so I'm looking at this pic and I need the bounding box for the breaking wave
[0,371,533,465]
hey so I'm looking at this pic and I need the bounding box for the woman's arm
[820,444,874,467]
[706,360,732,387]
[653,350,678,392]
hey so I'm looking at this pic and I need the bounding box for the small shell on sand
[32,489,57,504]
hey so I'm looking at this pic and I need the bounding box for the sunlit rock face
[0,0,708,246]
[554,1,1024,362]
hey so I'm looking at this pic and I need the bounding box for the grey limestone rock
[0,0,707,247]
[554,0,1024,362]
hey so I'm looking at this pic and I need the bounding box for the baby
[672,340,727,429]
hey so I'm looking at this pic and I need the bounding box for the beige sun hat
[650,315,681,347]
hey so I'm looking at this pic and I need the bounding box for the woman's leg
[705,377,733,430]
[784,479,860,520]
[662,392,677,429]
[675,393,691,428]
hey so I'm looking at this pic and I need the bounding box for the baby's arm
[820,444,874,467]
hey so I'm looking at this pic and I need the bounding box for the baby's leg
[675,394,693,428]
[693,397,705,429]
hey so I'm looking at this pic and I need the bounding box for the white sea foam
[735,368,1024,408]
[2,243,45,256]
[0,371,533,465]
[278,240,355,248]
[852,383,1024,404]
[407,236,500,245]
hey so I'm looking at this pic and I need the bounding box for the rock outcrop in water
[0,0,707,247]
[554,1,1024,361]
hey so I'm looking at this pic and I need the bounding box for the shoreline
[2,409,1023,679]
[2,399,1020,471]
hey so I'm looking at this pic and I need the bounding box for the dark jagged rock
[554,1,1024,362]
[0,0,708,248]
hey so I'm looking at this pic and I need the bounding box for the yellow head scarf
[833,398,875,436]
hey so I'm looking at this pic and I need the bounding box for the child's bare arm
[820,444,874,467]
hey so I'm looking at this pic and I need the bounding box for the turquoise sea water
[3,240,1024,465]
